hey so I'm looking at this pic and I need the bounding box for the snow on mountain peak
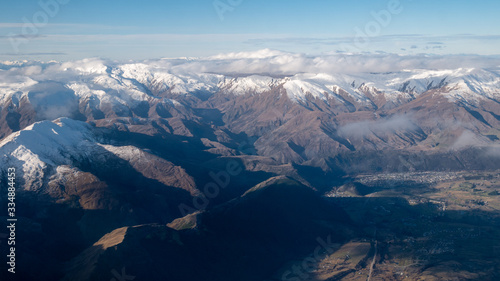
[0,54,499,114]
[119,63,222,95]
[1,118,94,162]
[59,58,108,75]
[0,118,95,191]
[220,75,277,95]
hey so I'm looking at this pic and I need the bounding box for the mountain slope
[1,55,500,280]
[62,177,353,281]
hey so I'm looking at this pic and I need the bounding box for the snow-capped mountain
[1,55,499,168]
[1,57,499,113]
[0,118,95,191]
[1,52,500,281]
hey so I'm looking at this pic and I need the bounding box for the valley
[0,58,499,280]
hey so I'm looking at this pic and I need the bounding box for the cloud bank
[153,49,500,76]
[2,50,500,79]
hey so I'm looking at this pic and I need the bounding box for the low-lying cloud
[2,50,500,78]
[337,115,418,139]
[27,82,81,121]
[160,50,500,75]
[451,130,493,150]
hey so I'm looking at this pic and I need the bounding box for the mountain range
[1,52,500,280]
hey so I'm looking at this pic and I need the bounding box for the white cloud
[338,115,418,139]
[207,49,287,60]
[0,50,499,103]
[451,130,492,150]
[158,50,500,76]
[0,49,500,75]
[2,50,500,81]
[58,58,108,75]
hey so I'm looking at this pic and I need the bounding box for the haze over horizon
[1,0,500,61]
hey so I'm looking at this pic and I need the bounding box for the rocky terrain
[0,54,499,280]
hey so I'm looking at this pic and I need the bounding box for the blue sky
[1,0,499,60]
